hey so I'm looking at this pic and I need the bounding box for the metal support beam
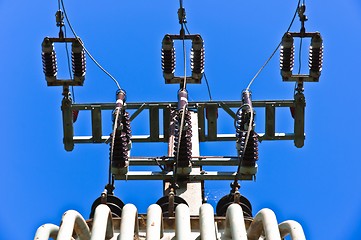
[61,93,74,151]
[265,103,276,138]
[91,105,102,143]
[294,93,306,148]
[206,103,218,140]
[149,105,159,141]
[62,100,304,150]
[114,171,254,181]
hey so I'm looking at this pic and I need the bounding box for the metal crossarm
[62,98,305,151]
[113,171,255,181]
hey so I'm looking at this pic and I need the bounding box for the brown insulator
[71,40,86,78]
[110,111,132,169]
[41,38,57,77]
[309,33,323,78]
[173,110,192,167]
[190,35,205,74]
[161,35,176,74]
[280,32,294,79]
[241,130,259,167]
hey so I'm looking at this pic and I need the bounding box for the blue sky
[1,0,361,239]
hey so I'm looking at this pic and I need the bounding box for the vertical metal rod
[91,106,102,142]
[149,105,159,141]
[197,104,205,141]
[62,90,74,151]
[265,104,276,138]
[163,106,171,141]
[294,92,305,148]
[206,103,218,140]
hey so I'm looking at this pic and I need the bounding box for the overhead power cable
[63,26,76,102]
[184,22,213,101]
[109,107,121,186]
[236,0,302,188]
[173,0,188,186]
[246,0,302,91]
[60,0,122,90]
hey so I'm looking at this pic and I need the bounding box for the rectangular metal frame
[63,99,304,150]
[43,37,85,86]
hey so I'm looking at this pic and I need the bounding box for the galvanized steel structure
[36,0,323,239]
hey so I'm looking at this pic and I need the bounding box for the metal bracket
[61,99,305,151]
[42,37,85,86]
[281,32,323,82]
[162,34,204,84]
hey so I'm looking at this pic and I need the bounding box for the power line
[60,0,122,90]
[174,0,188,185]
[184,22,213,101]
[246,0,301,91]
[63,26,76,102]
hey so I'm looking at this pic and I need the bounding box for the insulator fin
[280,32,295,79]
[190,35,205,75]
[309,33,323,79]
[161,35,176,74]
[110,111,132,169]
[71,40,86,79]
[173,110,192,167]
[41,38,58,78]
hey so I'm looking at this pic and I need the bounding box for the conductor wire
[184,22,213,101]
[63,26,76,102]
[173,0,188,187]
[60,0,122,90]
[109,107,120,185]
[246,0,301,91]
[233,103,254,184]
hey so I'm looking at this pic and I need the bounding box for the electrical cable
[235,1,301,186]
[203,73,213,101]
[182,31,187,90]
[184,22,191,35]
[246,0,301,91]
[295,0,306,94]
[233,103,254,185]
[60,0,122,90]
[63,26,76,102]
[184,22,213,101]
[109,107,120,185]
[298,37,303,75]
[173,0,188,187]
[293,37,303,94]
